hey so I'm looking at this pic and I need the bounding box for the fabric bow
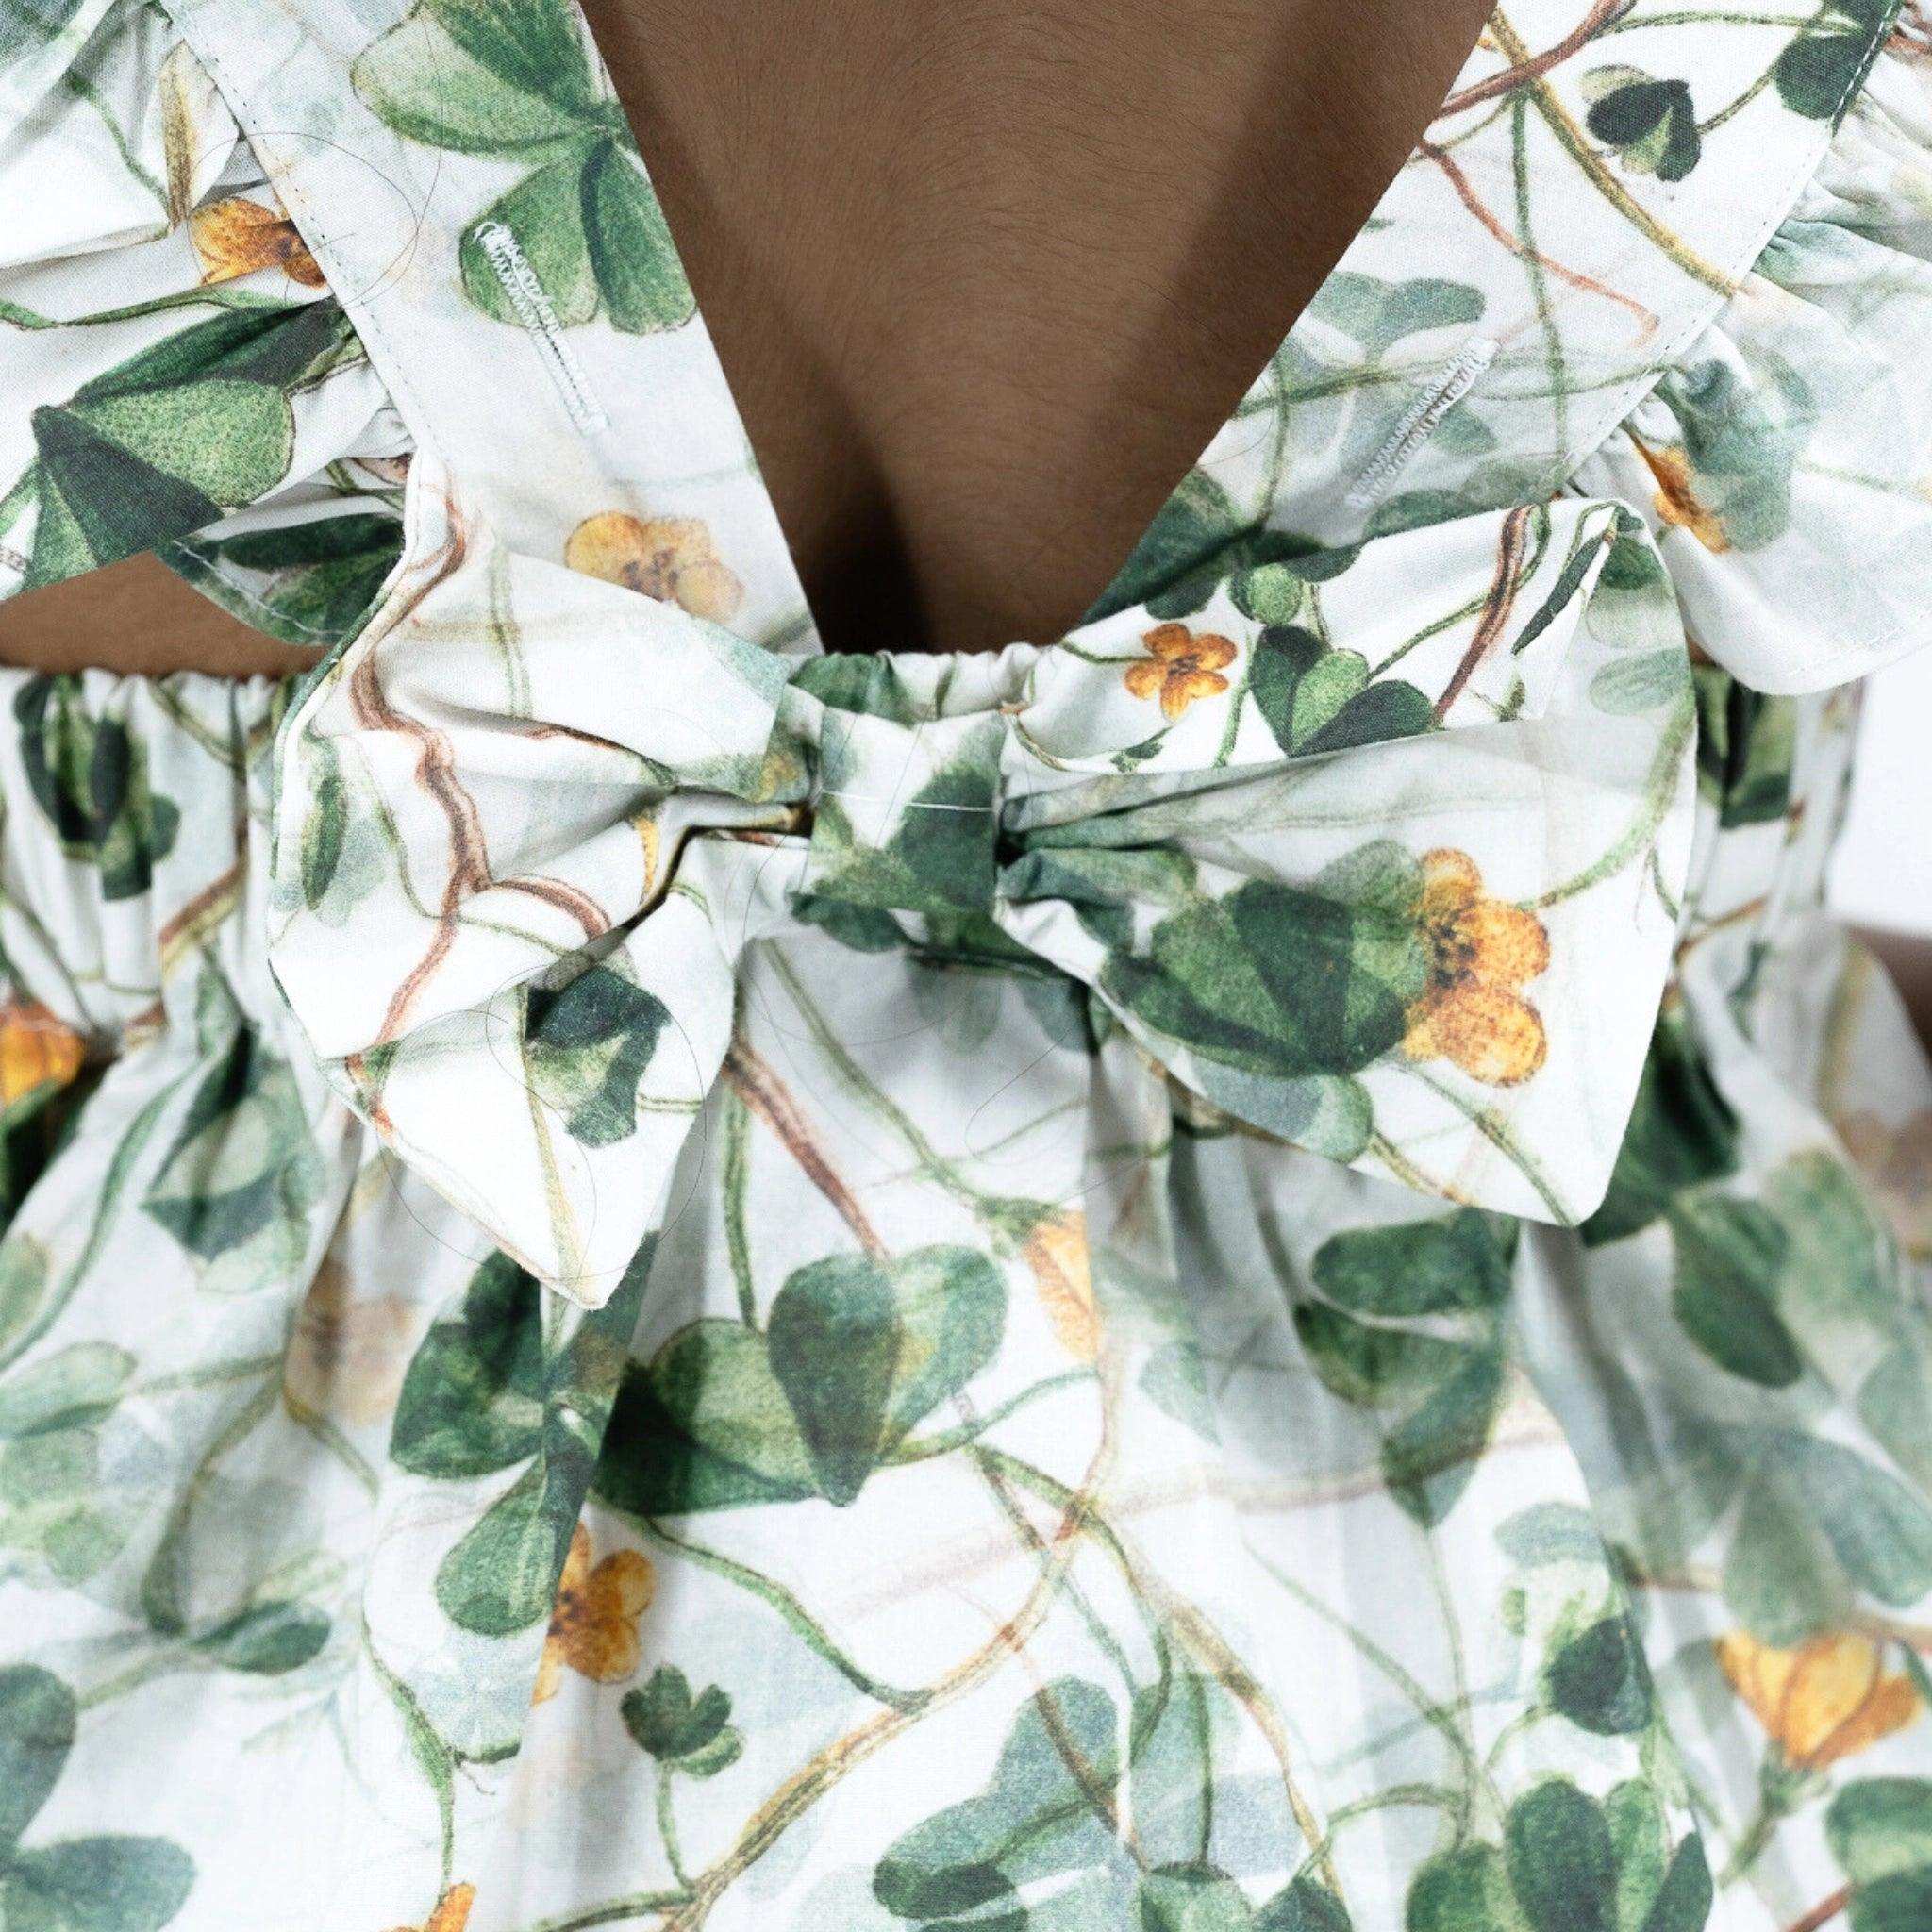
[269,457,1696,1305]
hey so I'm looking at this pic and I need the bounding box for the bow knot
[797,705,1008,917]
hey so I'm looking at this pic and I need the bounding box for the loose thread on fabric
[818,793,994,811]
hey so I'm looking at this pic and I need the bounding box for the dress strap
[164,0,817,651]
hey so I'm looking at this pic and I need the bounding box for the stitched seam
[181,556,341,641]
[1345,336,1499,507]
[474,223,610,435]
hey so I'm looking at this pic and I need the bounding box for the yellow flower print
[1024,1210,1098,1362]
[564,513,745,623]
[1124,623,1238,721]
[189,196,325,289]
[384,1883,475,1932]
[1835,1108,1932,1257]
[532,1524,655,1705]
[1400,849,1549,1087]
[0,996,86,1109]
[1635,441,1730,553]
[1716,1630,1923,1771]
[281,1257,419,1427]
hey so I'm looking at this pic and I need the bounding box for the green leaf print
[0,0,85,54]
[1307,272,1486,359]
[598,1317,819,1514]
[1104,845,1428,1084]
[462,135,697,333]
[1248,625,1433,758]
[425,0,603,111]
[1228,561,1307,626]
[0,1667,193,1929]
[1381,1345,1507,1526]
[64,384,291,509]
[0,1342,131,1438]
[767,1257,906,1507]
[435,1455,584,1636]
[299,739,349,909]
[1666,1195,1803,1388]
[790,652,922,724]
[884,1676,1352,1932]
[804,757,1002,917]
[1723,1429,1932,1644]
[767,1245,1005,1506]
[392,1244,655,1635]
[1827,1779,1932,1888]
[164,511,405,653]
[1846,1871,1932,1932]
[358,0,694,336]
[1774,0,1895,122]
[351,0,607,155]
[1651,357,1814,553]
[1256,1879,1352,1932]
[524,962,671,1148]
[0,1665,70,1858]
[1311,1208,1509,1317]
[1301,1210,1515,1525]
[1498,1778,1708,1932]
[1582,1016,1740,1246]
[582,138,699,333]
[1544,1613,1655,1737]
[874,1676,1123,1922]
[1137,1867,1259,1930]
[0,1240,49,1367]
[1583,70,1702,183]
[459,159,603,327]
[142,1026,326,1276]
[0,1415,135,1587]
[16,303,358,589]
[1691,668,1795,828]
[596,1242,1006,1513]
[190,1600,331,1675]
[1087,468,1314,625]
[14,677,180,900]
[1406,1842,1522,1932]
[391,1252,545,1479]
[1825,1782,1932,1932]
[622,1666,742,1776]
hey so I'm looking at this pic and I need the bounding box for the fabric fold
[1571,17,1932,694]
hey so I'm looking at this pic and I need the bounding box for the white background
[1830,653,1932,939]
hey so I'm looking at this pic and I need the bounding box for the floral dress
[4,1,1932,1927]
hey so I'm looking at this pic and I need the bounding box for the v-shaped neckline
[569,0,1512,660]
[169,0,1885,687]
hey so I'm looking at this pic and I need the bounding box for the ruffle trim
[0,0,408,642]
[1574,17,1932,693]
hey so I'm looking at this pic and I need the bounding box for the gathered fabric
[271,483,1692,1296]
[4,3,1932,1930]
